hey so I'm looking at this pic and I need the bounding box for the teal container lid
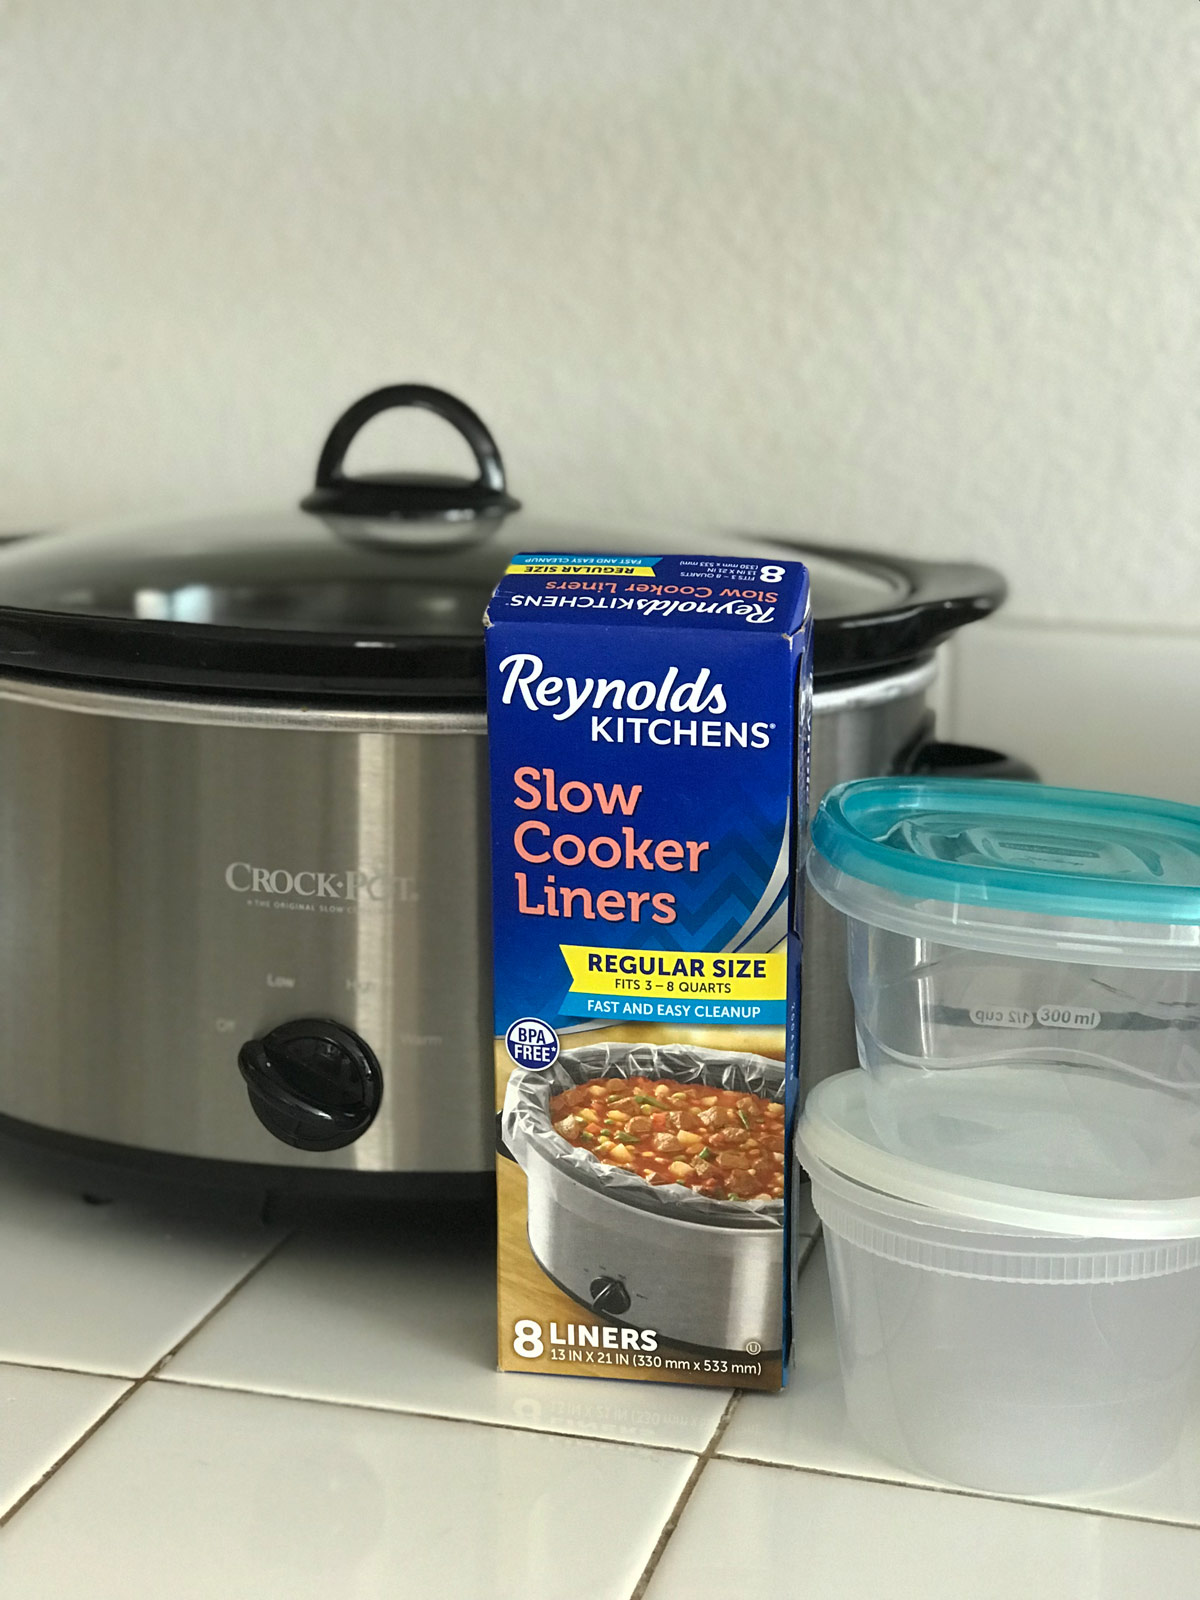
[809,779,1200,964]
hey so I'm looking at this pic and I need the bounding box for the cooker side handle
[903,739,1040,783]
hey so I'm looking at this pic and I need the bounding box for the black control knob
[238,1018,382,1152]
[589,1276,631,1318]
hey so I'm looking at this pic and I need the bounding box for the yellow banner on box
[559,944,786,1001]
[504,564,657,577]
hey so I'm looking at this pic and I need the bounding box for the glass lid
[0,386,1005,705]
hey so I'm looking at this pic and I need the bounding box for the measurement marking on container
[969,1007,1034,1028]
[1036,1005,1101,1030]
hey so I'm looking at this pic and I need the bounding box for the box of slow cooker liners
[486,552,811,1390]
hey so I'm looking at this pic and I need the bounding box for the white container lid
[798,1071,1200,1241]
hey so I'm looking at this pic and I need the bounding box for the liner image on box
[486,552,812,1389]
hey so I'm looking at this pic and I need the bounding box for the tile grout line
[0,1229,293,1531]
[13,1323,1193,1542]
[149,1368,709,1455]
[627,1390,743,1600]
[0,1357,131,1383]
[711,1451,1200,1536]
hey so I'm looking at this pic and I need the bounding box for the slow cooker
[0,385,1014,1197]
[503,1043,785,1354]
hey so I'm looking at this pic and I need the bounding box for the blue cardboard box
[488,552,811,1388]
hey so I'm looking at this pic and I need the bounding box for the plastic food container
[808,779,1200,1192]
[799,1071,1200,1494]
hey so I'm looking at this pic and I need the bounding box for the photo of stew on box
[550,1076,785,1201]
[486,552,811,1390]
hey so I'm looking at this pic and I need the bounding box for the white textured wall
[2,0,1199,635]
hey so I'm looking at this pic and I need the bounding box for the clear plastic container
[808,779,1200,1190]
[799,1072,1200,1494]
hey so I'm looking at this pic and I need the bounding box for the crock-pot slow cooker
[0,386,1011,1196]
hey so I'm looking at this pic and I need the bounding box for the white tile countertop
[3,1146,1200,1599]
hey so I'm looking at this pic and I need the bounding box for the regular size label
[557,943,787,1025]
[1035,1005,1101,1030]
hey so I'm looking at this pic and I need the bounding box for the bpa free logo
[505,1017,559,1070]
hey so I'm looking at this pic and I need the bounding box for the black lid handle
[314,384,506,494]
[303,384,520,522]
[789,539,1007,680]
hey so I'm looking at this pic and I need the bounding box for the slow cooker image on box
[0,385,1017,1198]
[502,1043,785,1354]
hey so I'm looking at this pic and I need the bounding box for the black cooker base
[0,1110,494,1223]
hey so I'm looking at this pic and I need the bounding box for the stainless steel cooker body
[0,676,492,1174]
[0,656,938,1173]
[522,1149,783,1355]
[801,658,938,1091]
